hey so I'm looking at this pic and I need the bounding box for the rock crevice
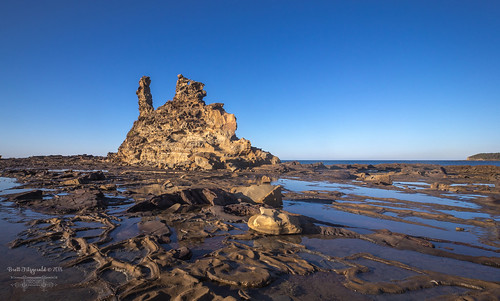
[115,74,279,170]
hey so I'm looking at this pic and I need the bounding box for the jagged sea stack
[115,74,280,170]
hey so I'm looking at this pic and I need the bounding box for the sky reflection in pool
[283,201,493,249]
[276,179,480,209]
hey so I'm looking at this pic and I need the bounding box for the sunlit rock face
[115,74,280,170]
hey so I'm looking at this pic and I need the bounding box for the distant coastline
[282,159,500,167]
[467,153,500,161]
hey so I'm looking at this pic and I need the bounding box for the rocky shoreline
[1,75,499,300]
[1,156,499,300]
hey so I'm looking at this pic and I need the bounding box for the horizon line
[0,154,478,161]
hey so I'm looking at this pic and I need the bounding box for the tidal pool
[284,200,494,250]
[392,181,430,190]
[301,238,500,282]
[276,178,481,209]
[0,177,92,299]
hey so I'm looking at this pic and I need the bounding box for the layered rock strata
[115,74,279,170]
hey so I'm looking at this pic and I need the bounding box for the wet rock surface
[0,156,499,300]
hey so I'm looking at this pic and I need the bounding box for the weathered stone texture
[248,207,303,235]
[116,74,279,170]
[232,184,283,208]
[137,76,153,116]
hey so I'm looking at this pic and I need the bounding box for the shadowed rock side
[114,74,280,170]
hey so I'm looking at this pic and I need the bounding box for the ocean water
[282,160,500,167]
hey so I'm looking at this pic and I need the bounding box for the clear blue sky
[1,1,499,160]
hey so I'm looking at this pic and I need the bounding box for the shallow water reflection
[284,200,494,250]
[301,237,500,282]
[276,178,481,209]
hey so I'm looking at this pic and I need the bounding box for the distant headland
[467,153,500,161]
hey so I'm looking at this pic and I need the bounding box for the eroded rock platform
[0,156,499,300]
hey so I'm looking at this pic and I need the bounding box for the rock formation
[137,76,153,116]
[232,184,283,208]
[115,74,280,170]
[248,208,303,235]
